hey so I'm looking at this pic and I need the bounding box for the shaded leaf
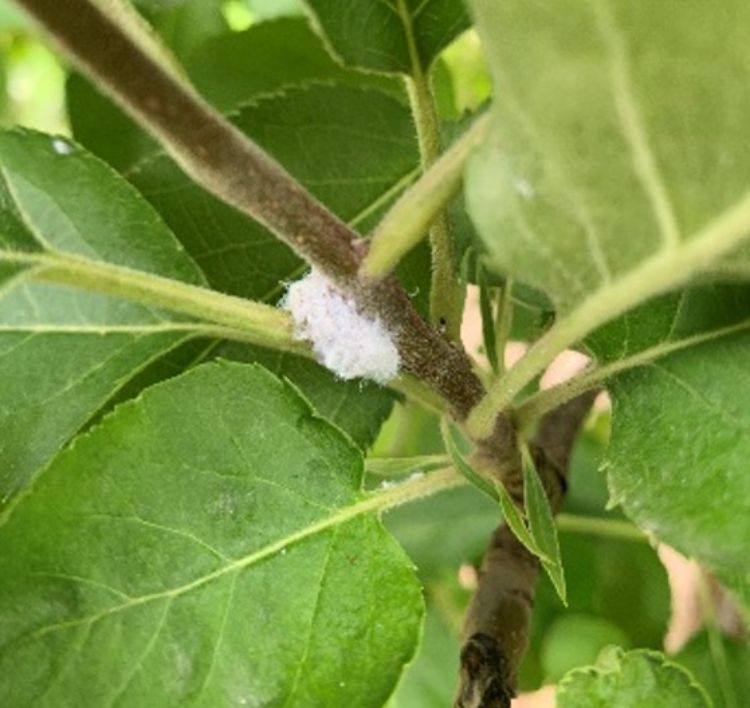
[140,0,227,61]
[0,129,205,502]
[130,84,424,307]
[68,16,399,172]
[65,74,157,173]
[675,632,750,708]
[557,647,710,708]
[520,531,671,690]
[187,18,403,112]
[303,0,470,75]
[477,264,498,373]
[520,424,671,689]
[219,342,395,450]
[389,604,461,707]
[386,484,496,579]
[0,362,422,706]
[548,532,668,650]
[66,0,227,171]
[540,614,630,683]
[557,416,613,519]
[525,533,670,690]
[371,400,443,459]
[587,285,750,366]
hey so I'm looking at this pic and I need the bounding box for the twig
[15,0,502,428]
[455,391,598,707]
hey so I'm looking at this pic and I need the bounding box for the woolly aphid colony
[283,269,400,385]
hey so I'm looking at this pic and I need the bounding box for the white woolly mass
[282,269,400,384]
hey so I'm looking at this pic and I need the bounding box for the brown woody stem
[455,391,598,708]
[15,0,506,428]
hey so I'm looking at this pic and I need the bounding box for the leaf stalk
[467,191,750,439]
[363,112,489,280]
[395,0,464,338]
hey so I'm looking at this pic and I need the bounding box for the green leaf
[586,288,750,605]
[520,424,670,691]
[0,129,205,502]
[0,0,28,29]
[436,421,563,581]
[557,416,612,519]
[540,614,630,683]
[65,75,158,173]
[219,341,395,450]
[129,84,433,446]
[130,84,424,307]
[439,27,492,115]
[70,82,419,451]
[522,447,566,603]
[467,1,750,314]
[675,632,750,708]
[67,17,402,172]
[524,534,670,690]
[0,362,423,706]
[587,285,750,367]
[187,19,403,112]
[128,83,436,446]
[82,338,220,431]
[434,440,565,596]
[470,0,750,606]
[66,0,228,172]
[388,603,460,707]
[496,481,547,562]
[439,418,499,503]
[385,484,497,578]
[557,648,711,708]
[365,455,448,478]
[439,434,566,575]
[303,0,470,75]
[603,331,750,608]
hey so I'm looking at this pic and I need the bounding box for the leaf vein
[280,531,336,707]
[20,470,462,646]
[596,0,681,249]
